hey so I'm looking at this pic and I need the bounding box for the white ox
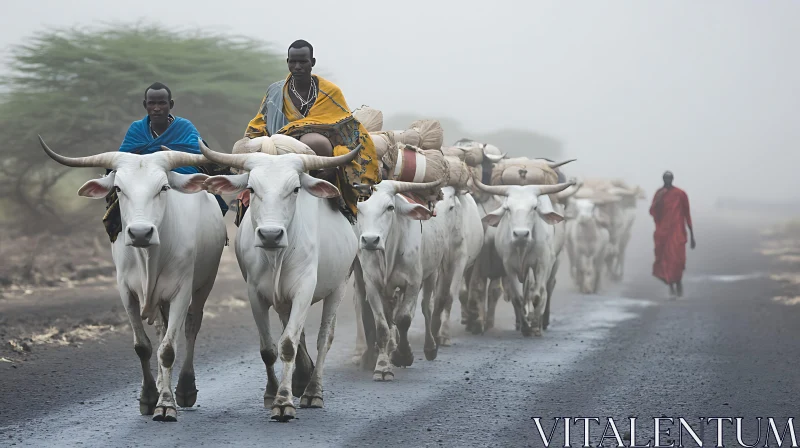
[473,176,575,336]
[607,185,646,281]
[199,137,359,422]
[355,179,447,381]
[431,186,484,347]
[39,136,226,422]
[565,198,611,294]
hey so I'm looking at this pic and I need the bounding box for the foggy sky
[2,1,799,209]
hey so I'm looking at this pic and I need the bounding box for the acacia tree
[0,23,288,231]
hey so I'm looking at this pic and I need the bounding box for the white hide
[565,199,610,294]
[355,180,448,381]
[431,187,484,346]
[39,142,226,422]
[482,183,572,337]
[202,142,358,421]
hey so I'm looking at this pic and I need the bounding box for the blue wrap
[118,115,202,174]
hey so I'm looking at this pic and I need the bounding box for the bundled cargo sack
[352,105,384,132]
[444,155,472,189]
[381,143,449,203]
[230,135,316,174]
[408,119,444,150]
[491,158,560,186]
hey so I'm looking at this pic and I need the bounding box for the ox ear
[168,172,210,194]
[397,199,433,220]
[78,173,115,199]
[481,206,506,227]
[537,194,564,225]
[299,172,341,198]
[203,173,250,195]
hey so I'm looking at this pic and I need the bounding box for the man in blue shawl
[103,82,230,241]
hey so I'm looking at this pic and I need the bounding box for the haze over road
[1,209,796,447]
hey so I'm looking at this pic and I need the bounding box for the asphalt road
[1,208,797,447]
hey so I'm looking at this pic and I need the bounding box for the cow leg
[421,273,439,361]
[363,280,395,381]
[531,263,550,337]
[120,289,158,416]
[271,283,316,422]
[351,260,368,366]
[300,282,345,409]
[459,264,474,325]
[153,288,191,422]
[434,257,461,348]
[175,280,213,409]
[246,284,279,407]
[355,263,378,372]
[543,259,559,330]
[466,263,488,334]
[275,313,314,398]
[503,275,529,336]
[391,283,422,367]
[486,278,503,330]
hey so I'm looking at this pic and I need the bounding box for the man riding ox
[472,175,575,337]
[238,39,381,224]
[38,133,227,422]
[102,82,229,242]
[200,138,360,421]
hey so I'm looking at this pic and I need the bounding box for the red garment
[650,186,693,284]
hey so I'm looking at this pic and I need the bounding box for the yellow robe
[244,75,380,219]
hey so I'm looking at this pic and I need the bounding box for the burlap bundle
[490,159,559,186]
[380,143,448,203]
[408,119,444,150]
[229,135,316,174]
[444,155,471,189]
[442,145,485,167]
[352,105,384,132]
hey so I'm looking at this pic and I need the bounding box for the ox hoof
[270,404,296,422]
[424,347,438,361]
[152,406,177,422]
[533,328,543,337]
[436,336,452,347]
[390,349,414,368]
[175,388,198,408]
[139,400,157,416]
[299,395,324,408]
[373,370,394,382]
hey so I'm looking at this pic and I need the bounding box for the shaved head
[663,170,674,187]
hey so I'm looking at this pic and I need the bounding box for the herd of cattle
[35,114,646,423]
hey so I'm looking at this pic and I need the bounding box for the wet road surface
[1,210,797,447]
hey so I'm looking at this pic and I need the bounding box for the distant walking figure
[650,171,695,297]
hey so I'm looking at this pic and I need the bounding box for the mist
[2,0,798,211]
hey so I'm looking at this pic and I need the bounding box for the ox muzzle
[359,233,384,251]
[512,227,532,245]
[256,225,288,249]
[125,222,160,247]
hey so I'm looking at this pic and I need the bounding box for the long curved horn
[471,172,511,196]
[38,135,120,168]
[554,180,583,200]
[389,179,444,194]
[159,146,214,170]
[298,143,363,171]
[544,158,577,169]
[198,138,251,170]
[535,181,577,196]
[484,153,505,163]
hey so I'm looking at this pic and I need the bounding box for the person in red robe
[650,171,696,297]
